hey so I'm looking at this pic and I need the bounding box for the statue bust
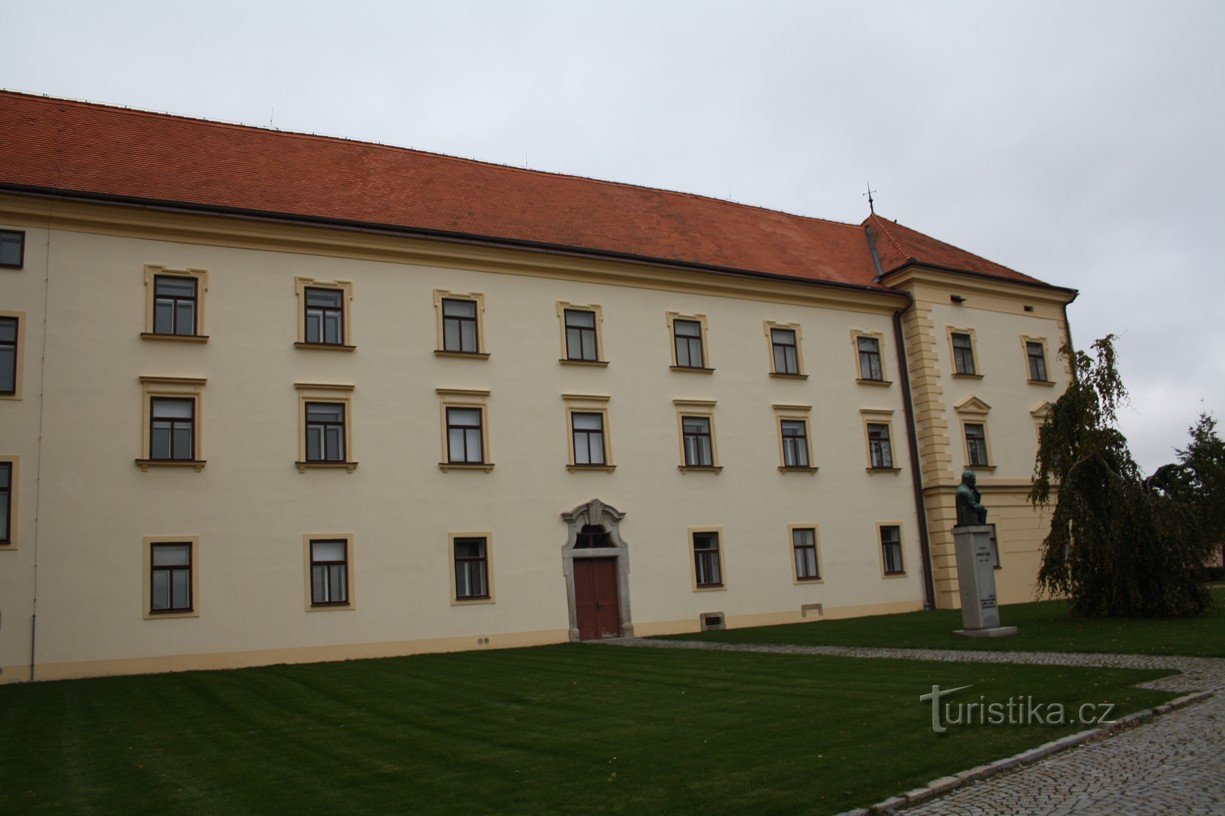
[955,470,988,527]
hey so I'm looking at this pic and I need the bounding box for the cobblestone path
[605,638,1225,815]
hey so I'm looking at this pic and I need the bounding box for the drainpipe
[867,223,936,610]
[893,304,937,610]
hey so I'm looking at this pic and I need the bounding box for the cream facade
[0,195,979,683]
[0,97,1077,681]
[887,269,1074,607]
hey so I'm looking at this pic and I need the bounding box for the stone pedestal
[952,525,1016,638]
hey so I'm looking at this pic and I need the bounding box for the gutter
[0,183,901,301]
[877,260,1080,299]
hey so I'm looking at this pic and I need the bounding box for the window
[150,398,195,461]
[674,399,719,471]
[951,331,976,376]
[682,416,714,467]
[575,524,612,548]
[447,407,485,464]
[572,412,606,466]
[0,315,18,396]
[667,313,711,371]
[774,404,815,472]
[143,266,207,341]
[0,460,13,546]
[304,287,344,345]
[0,230,24,268]
[295,278,352,349]
[867,423,894,469]
[433,291,487,357]
[152,275,198,336]
[965,422,990,467]
[954,396,993,470]
[150,542,193,613]
[295,383,356,471]
[880,525,904,575]
[453,536,490,600]
[563,394,614,471]
[781,420,810,468]
[143,536,199,618]
[674,319,704,368]
[437,389,493,471]
[309,539,350,606]
[442,298,479,353]
[854,333,886,382]
[138,377,205,470]
[305,402,346,462]
[692,531,723,588]
[564,308,599,362]
[792,527,820,581]
[557,303,607,365]
[1031,401,1052,446]
[1026,340,1050,382]
[767,324,803,376]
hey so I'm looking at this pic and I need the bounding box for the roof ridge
[0,88,864,232]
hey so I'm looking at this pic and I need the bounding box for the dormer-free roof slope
[863,212,1046,286]
[0,91,1059,292]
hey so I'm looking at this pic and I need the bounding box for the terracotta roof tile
[0,91,1055,292]
[863,213,1044,286]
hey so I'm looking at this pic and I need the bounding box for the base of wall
[4,598,927,684]
[3,627,570,684]
[633,599,924,638]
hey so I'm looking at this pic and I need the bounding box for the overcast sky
[3,0,1221,472]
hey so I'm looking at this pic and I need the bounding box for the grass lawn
[662,588,1225,657]
[0,645,1174,816]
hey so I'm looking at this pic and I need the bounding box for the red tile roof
[0,91,1055,292]
[863,213,1046,286]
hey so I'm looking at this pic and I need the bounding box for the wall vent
[700,613,726,631]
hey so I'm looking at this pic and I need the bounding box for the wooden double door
[574,557,621,640]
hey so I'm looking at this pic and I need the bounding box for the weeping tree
[1030,335,1212,617]
[1149,412,1225,563]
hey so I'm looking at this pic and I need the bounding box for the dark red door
[574,558,621,640]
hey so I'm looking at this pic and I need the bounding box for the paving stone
[606,638,1225,814]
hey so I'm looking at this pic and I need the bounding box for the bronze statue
[955,470,988,526]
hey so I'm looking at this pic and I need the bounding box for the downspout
[867,223,936,610]
[28,110,66,681]
[1061,302,1077,382]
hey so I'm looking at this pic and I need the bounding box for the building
[0,92,1076,683]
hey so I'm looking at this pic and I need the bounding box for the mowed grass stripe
[1,644,1174,816]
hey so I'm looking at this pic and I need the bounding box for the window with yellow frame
[562,393,614,471]
[137,376,206,471]
[764,321,806,378]
[294,382,357,472]
[434,290,488,358]
[142,265,208,342]
[667,312,713,372]
[851,330,890,385]
[437,388,493,471]
[773,403,816,472]
[294,277,354,350]
[557,303,607,365]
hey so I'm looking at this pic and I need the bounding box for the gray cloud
[3,0,1221,471]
